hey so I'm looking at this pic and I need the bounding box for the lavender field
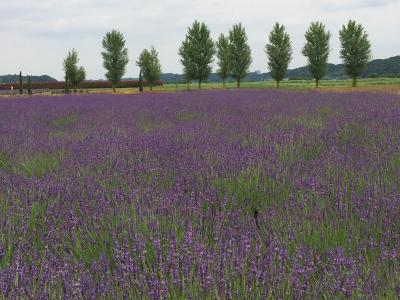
[0,89,399,299]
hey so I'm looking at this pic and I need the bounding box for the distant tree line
[178,19,370,88]
[56,19,370,92]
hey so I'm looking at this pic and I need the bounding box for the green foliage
[178,21,215,89]
[216,34,231,87]
[101,30,129,92]
[19,71,23,94]
[28,202,48,249]
[339,20,372,87]
[75,66,86,92]
[178,37,195,89]
[302,22,331,88]
[63,49,86,93]
[137,46,161,91]
[228,23,252,88]
[265,23,293,87]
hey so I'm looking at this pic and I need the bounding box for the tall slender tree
[178,21,215,89]
[229,23,252,88]
[302,22,331,88]
[339,20,372,87]
[19,71,23,95]
[216,34,231,88]
[139,70,144,92]
[137,46,162,91]
[265,23,293,88]
[28,75,32,95]
[101,30,129,92]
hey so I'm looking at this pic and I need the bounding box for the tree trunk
[223,79,226,88]
[237,77,240,88]
[150,84,153,91]
[187,82,189,90]
[316,79,319,88]
[198,79,202,89]
[277,80,280,88]
[352,77,357,87]
[112,84,116,92]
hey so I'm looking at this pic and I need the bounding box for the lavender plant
[0,89,399,299]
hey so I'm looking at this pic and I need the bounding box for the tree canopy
[178,21,215,89]
[216,34,231,87]
[101,30,129,91]
[339,20,372,87]
[63,49,86,93]
[137,46,162,91]
[302,22,331,88]
[265,23,293,87]
[229,23,252,88]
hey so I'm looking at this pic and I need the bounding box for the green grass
[275,136,327,163]
[135,119,172,134]
[16,151,64,178]
[175,111,203,122]
[212,166,291,214]
[0,151,10,171]
[51,114,78,127]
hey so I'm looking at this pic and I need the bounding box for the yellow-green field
[86,77,400,94]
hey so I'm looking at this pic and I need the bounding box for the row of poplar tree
[63,19,371,91]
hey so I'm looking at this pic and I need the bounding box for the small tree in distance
[63,49,86,93]
[28,75,32,95]
[137,46,161,91]
[229,23,252,88]
[216,34,231,88]
[265,23,293,88]
[178,21,215,89]
[139,70,144,92]
[302,22,331,88]
[102,30,129,92]
[19,71,23,95]
[75,67,86,92]
[339,20,372,87]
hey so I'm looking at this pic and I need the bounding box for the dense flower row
[0,80,163,91]
[0,90,399,298]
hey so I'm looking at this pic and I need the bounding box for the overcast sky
[0,0,399,80]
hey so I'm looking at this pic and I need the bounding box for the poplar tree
[28,75,32,95]
[229,23,252,88]
[101,30,129,92]
[216,34,231,88]
[19,71,23,94]
[265,23,293,88]
[139,70,144,92]
[302,22,331,88]
[178,21,215,89]
[339,20,372,87]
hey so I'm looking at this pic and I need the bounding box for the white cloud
[0,0,399,80]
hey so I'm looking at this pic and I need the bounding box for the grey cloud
[0,0,399,80]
